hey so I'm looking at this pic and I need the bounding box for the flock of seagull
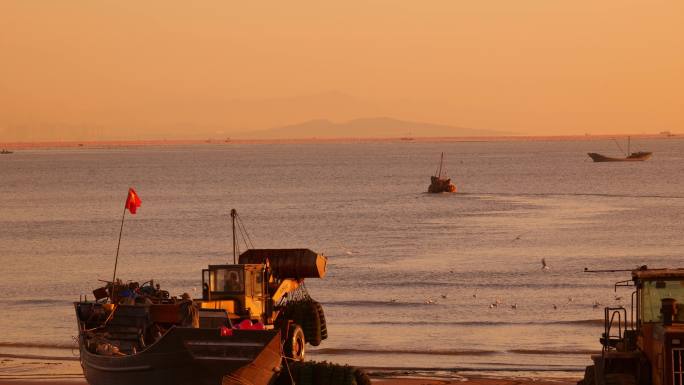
[414,258,618,309]
[335,246,619,310]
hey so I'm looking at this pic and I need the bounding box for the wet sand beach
[0,375,577,385]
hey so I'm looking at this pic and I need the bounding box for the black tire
[304,302,322,346]
[290,361,364,385]
[274,361,297,385]
[353,367,372,385]
[313,361,333,385]
[299,361,314,385]
[315,301,328,340]
[342,365,357,385]
[283,324,306,362]
[331,364,357,385]
[330,363,345,385]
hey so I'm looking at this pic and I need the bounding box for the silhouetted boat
[74,283,282,385]
[428,152,457,193]
[587,137,652,162]
[1,149,13,154]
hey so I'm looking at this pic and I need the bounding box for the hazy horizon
[2,1,682,141]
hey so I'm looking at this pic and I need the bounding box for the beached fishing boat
[75,246,329,385]
[587,137,652,162]
[427,152,457,193]
[75,208,332,385]
[76,304,282,385]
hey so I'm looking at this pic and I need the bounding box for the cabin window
[641,280,684,323]
[253,272,262,297]
[211,268,244,293]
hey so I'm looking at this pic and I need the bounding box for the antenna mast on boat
[627,136,631,155]
[229,209,255,264]
[612,138,626,156]
[437,152,444,178]
[231,209,237,264]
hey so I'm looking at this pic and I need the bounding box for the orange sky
[1,1,682,140]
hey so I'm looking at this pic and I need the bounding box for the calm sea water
[1,138,683,380]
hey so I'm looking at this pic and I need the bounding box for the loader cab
[637,277,684,325]
[580,268,684,385]
[200,264,270,323]
[631,269,684,385]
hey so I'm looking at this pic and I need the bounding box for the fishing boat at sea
[427,152,457,193]
[74,208,333,385]
[1,149,13,154]
[587,137,652,162]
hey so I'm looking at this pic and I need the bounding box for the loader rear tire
[299,361,314,385]
[304,303,322,346]
[277,361,368,385]
[315,301,328,340]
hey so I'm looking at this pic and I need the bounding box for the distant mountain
[235,117,510,139]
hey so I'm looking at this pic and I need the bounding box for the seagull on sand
[541,258,550,271]
[512,232,527,242]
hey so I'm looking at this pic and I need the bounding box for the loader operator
[224,271,242,292]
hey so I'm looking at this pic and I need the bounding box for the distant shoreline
[0,133,678,150]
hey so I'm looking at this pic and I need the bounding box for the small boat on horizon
[587,137,652,162]
[1,149,13,154]
[427,152,457,193]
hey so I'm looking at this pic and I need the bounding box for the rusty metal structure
[579,266,684,385]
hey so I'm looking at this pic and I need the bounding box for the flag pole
[111,203,128,291]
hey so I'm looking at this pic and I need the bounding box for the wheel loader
[579,266,684,385]
[198,248,329,361]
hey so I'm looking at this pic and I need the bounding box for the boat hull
[587,152,652,162]
[428,176,457,193]
[78,327,282,385]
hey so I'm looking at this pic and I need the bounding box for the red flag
[125,188,142,214]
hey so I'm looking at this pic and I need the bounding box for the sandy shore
[0,373,581,385]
